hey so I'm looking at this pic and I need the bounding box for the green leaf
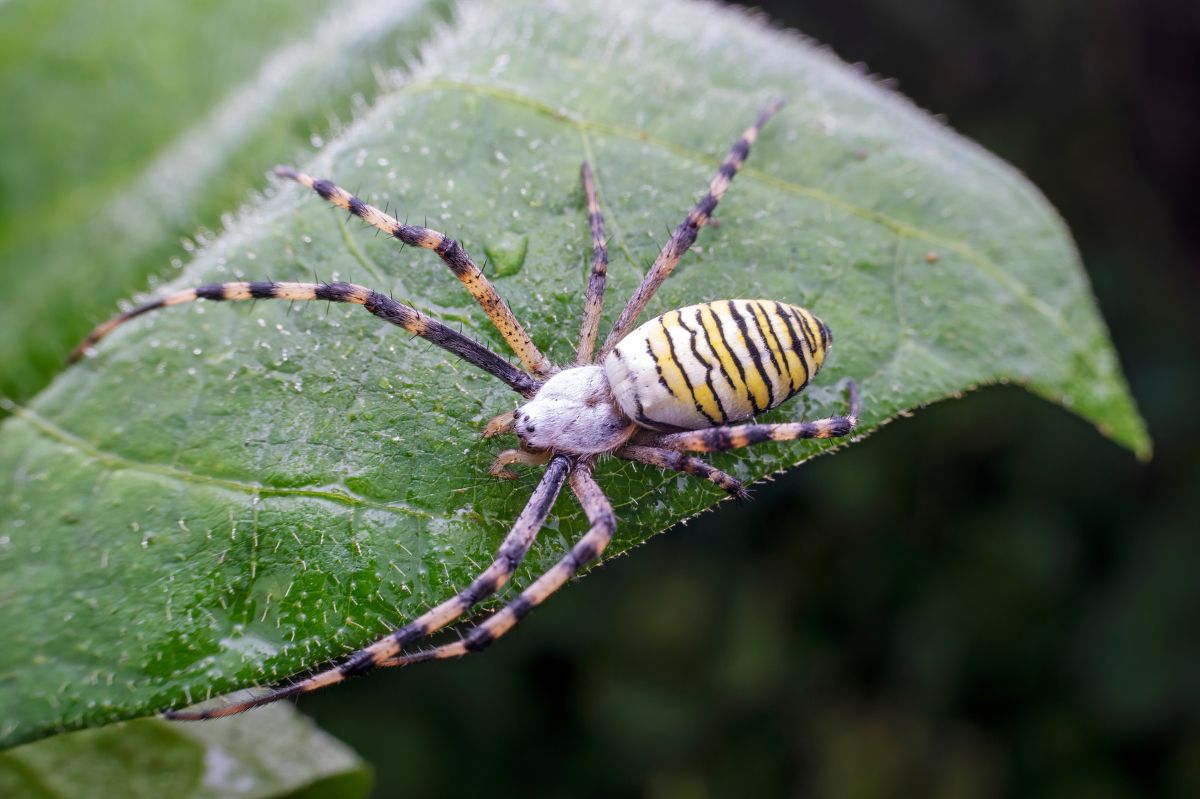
[0,704,370,798]
[0,0,1149,748]
[0,0,449,401]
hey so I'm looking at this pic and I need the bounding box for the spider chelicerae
[72,100,861,720]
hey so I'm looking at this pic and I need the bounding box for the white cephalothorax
[514,366,635,454]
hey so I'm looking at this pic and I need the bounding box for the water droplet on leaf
[484,232,529,277]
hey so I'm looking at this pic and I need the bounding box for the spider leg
[575,161,609,364]
[597,100,784,359]
[70,281,540,397]
[275,167,553,378]
[489,448,552,479]
[162,456,573,721]
[378,461,615,668]
[650,380,861,452]
[616,444,748,499]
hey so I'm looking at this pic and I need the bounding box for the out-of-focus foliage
[0,705,369,798]
[0,0,449,401]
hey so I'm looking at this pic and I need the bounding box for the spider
[71,100,861,720]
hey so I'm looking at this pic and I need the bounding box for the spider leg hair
[162,456,572,721]
[650,380,860,453]
[598,100,784,359]
[616,444,748,499]
[575,161,609,364]
[71,281,540,397]
[275,167,553,377]
[378,460,615,668]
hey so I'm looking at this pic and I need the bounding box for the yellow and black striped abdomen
[604,300,832,431]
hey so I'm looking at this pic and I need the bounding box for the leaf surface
[0,0,1148,747]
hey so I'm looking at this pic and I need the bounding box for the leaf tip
[1094,415,1153,462]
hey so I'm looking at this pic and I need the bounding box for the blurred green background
[3,0,1197,796]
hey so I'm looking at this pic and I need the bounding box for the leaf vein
[0,399,429,517]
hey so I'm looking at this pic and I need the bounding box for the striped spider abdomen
[605,300,831,431]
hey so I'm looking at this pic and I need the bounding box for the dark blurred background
[296,1,1200,796]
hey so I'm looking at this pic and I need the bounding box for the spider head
[511,408,533,448]
[514,366,635,455]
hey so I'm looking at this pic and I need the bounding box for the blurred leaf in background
[0,0,449,401]
[0,705,370,798]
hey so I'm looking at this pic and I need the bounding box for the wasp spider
[73,100,861,720]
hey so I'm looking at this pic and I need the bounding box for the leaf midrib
[0,399,432,519]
